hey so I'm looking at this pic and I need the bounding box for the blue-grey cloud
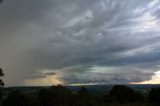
[0,0,160,86]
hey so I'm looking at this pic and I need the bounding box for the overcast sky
[1,0,160,86]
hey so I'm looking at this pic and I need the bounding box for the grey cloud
[60,66,153,84]
[1,0,160,86]
[0,0,54,39]
[28,72,56,79]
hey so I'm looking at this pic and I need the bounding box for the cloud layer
[0,0,160,86]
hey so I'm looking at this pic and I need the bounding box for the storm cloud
[0,0,160,86]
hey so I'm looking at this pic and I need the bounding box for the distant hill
[3,84,160,95]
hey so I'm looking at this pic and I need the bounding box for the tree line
[0,68,160,106]
[0,85,160,106]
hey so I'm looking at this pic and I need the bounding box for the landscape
[1,0,160,106]
[1,83,160,106]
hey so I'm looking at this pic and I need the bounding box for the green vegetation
[0,84,160,106]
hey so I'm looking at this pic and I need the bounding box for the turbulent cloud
[0,0,160,86]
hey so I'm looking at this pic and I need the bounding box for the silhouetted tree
[0,68,4,87]
[38,88,49,106]
[3,90,27,106]
[3,90,39,106]
[77,87,89,97]
[75,87,98,106]
[149,87,160,105]
[107,85,144,103]
[0,68,4,101]
[38,85,73,106]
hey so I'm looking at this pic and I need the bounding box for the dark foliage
[74,87,98,106]
[149,87,160,105]
[38,85,74,106]
[2,90,39,106]
[0,68,4,87]
[0,68,4,101]
[106,85,145,103]
[0,85,159,106]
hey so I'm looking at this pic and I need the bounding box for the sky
[0,0,160,86]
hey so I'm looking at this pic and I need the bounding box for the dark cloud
[60,66,153,84]
[0,0,160,86]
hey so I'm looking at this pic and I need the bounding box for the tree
[77,87,89,97]
[75,87,97,106]
[3,90,39,106]
[0,68,4,87]
[38,85,73,106]
[107,85,144,103]
[0,68,4,101]
[149,87,160,104]
[3,90,28,106]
